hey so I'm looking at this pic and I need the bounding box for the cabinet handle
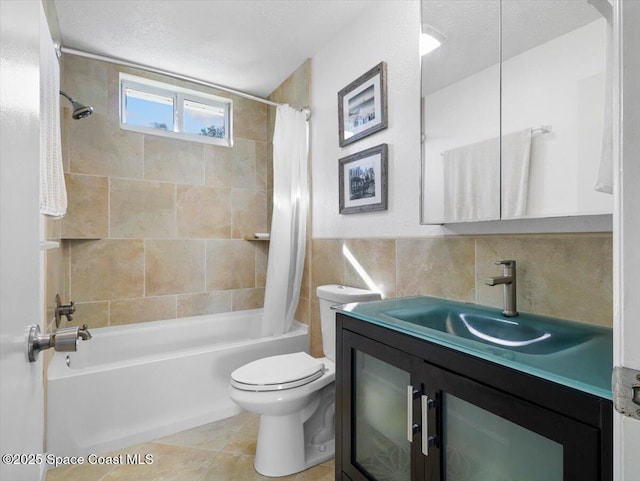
[421,394,429,456]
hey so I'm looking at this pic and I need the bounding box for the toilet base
[254,413,335,477]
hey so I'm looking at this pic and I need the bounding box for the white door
[614,1,640,479]
[0,1,46,481]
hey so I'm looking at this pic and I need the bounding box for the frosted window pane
[354,351,411,481]
[444,394,563,481]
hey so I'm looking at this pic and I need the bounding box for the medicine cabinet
[420,0,614,224]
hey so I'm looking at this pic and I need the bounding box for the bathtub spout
[28,324,91,362]
[78,324,92,340]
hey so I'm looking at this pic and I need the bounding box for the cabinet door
[340,330,429,481]
[421,361,600,481]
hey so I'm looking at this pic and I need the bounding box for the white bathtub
[46,309,308,457]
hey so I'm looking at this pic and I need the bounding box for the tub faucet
[77,324,92,340]
[27,324,92,362]
[484,260,518,317]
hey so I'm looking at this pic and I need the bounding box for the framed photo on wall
[339,144,388,214]
[338,62,388,147]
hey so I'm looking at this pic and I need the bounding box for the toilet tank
[316,285,381,361]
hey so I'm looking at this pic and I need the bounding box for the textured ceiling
[422,0,603,94]
[54,0,375,98]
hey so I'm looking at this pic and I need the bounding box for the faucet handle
[54,294,76,327]
[495,260,516,267]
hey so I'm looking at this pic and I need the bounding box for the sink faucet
[484,260,518,317]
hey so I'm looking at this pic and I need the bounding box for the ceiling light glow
[420,25,445,56]
[420,33,441,55]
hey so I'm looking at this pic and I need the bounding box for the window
[120,73,232,146]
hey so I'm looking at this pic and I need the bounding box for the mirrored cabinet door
[500,0,613,219]
[420,0,613,224]
[421,0,501,224]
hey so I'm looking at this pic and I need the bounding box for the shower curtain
[261,105,309,336]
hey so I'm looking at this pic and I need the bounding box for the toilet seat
[231,352,325,392]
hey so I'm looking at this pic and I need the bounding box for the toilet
[228,284,381,477]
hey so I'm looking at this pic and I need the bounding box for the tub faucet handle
[54,293,76,327]
[494,260,516,268]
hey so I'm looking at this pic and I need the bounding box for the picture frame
[339,144,388,214]
[338,62,388,147]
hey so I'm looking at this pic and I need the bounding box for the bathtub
[46,309,308,457]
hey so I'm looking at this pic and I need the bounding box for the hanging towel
[501,128,532,219]
[595,18,613,194]
[442,127,532,222]
[442,137,501,222]
[39,5,67,217]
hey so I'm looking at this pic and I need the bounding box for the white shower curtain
[261,105,309,336]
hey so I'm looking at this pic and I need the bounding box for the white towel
[443,137,501,222]
[501,128,532,219]
[39,5,67,217]
[595,19,613,194]
[442,128,532,222]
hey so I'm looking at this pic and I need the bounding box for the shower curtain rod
[59,46,311,119]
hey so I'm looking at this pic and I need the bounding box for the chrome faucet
[27,324,92,362]
[484,260,518,317]
[77,324,92,340]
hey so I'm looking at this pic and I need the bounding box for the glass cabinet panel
[444,393,562,481]
[422,360,599,481]
[354,351,411,481]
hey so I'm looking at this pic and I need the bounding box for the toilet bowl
[228,284,381,477]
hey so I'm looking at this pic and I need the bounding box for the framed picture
[338,62,388,147]
[339,144,388,214]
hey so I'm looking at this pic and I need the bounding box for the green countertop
[338,296,613,400]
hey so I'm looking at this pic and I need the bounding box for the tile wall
[47,55,271,328]
[308,234,612,356]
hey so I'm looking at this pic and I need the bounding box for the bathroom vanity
[335,297,613,481]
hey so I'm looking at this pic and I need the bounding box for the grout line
[142,239,146,299]
[474,238,478,304]
[107,176,111,239]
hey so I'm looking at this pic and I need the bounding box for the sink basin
[384,304,593,355]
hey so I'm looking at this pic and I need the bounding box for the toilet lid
[231,352,325,392]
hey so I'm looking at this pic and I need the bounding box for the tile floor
[45,412,335,481]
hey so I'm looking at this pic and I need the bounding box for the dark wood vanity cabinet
[336,313,613,481]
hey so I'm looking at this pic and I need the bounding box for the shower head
[59,91,94,120]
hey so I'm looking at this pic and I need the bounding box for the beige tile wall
[308,234,613,357]
[48,55,271,328]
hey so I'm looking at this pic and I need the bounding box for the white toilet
[228,284,381,477]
